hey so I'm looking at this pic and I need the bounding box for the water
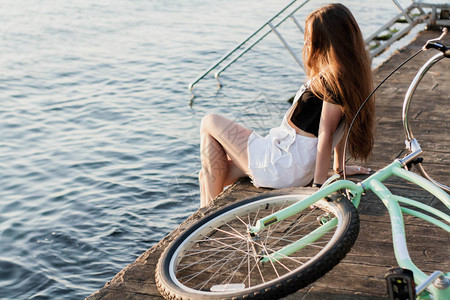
[0,0,425,299]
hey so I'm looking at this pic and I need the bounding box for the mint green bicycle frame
[249,160,450,299]
[249,33,450,299]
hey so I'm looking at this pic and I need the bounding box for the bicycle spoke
[180,238,247,284]
[178,239,244,270]
[222,243,252,286]
[234,214,249,227]
[247,239,251,287]
[194,235,245,243]
[194,240,249,290]
[261,242,284,276]
[177,235,246,275]
[177,253,244,272]
[211,227,247,243]
[268,208,321,247]
[251,205,262,227]
[220,222,248,240]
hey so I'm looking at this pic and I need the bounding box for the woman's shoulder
[309,75,344,106]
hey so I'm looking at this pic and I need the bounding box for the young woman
[199,3,375,207]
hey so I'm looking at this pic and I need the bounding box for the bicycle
[155,30,450,300]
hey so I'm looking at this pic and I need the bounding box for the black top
[290,89,324,137]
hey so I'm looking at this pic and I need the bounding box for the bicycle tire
[156,190,360,300]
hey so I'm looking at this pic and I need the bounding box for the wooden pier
[87,30,449,300]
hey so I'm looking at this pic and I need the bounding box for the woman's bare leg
[223,159,246,187]
[199,160,245,207]
[198,169,207,207]
[200,132,228,205]
[200,114,252,206]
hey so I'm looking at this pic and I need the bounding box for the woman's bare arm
[313,101,342,185]
[333,129,372,176]
[333,135,345,174]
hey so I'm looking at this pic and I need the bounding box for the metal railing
[188,0,449,98]
[366,0,450,59]
[188,0,310,95]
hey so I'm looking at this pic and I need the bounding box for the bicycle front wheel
[156,191,360,299]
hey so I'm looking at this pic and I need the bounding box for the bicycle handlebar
[423,27,449,57]
[425,41,450,57]
[401,28,450,192]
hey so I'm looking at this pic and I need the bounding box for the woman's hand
[341,165,371,176]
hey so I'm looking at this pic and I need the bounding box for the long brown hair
[303,3,375,161]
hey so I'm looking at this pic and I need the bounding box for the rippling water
[0,0,424,298]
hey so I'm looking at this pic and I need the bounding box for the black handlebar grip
[426,41,450,57]
[425,41,444,50]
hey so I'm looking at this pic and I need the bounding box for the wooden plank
[86,30,449,300]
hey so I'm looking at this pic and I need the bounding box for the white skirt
[247,129,318,189]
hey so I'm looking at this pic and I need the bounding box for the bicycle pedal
[385,268,416,300]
